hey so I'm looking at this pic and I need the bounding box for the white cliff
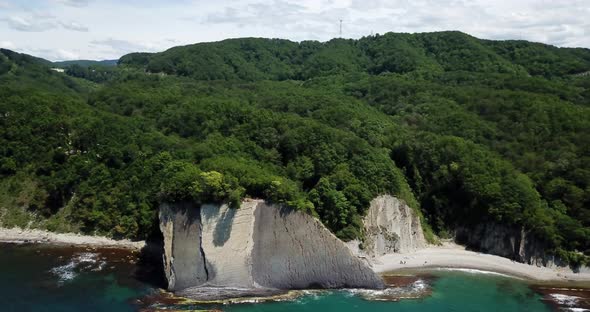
[159,199,384,298]
[347,195,426,260]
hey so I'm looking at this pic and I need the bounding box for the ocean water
[1,243,588,312]
[0,243,152,312]
[221,272,551,312]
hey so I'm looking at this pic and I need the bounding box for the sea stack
[159,199,384,299]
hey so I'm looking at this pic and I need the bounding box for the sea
[0,243,588,312]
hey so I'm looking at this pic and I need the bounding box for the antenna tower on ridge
[339,19,343,38]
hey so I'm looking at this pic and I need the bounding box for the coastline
[0,227,146,250]
[2,225,589,285]
[373,242,590,283]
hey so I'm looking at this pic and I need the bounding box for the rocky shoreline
[0,227,146,250]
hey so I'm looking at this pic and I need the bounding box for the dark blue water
[0,244,152,312]
[1,243,587,311]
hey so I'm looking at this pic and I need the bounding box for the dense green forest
[52,59,118,68]
[1,31,589,265]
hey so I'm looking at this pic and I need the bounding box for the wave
[432,267,520,279]
[550,293,581,306]
[49,252,106,284]
[345,279,431,301]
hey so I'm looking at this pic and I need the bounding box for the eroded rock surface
[251,203,383,289]
[159,202,207,291]
[159,199,384,297]
[347,195,426,259]
[456,223,589,272]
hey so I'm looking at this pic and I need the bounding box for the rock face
[159,202,207,291]
[200,201,257,288]
[455,223,541,264]
[455,223,589,272]
[347,195,426,259]
[251,203,383,289]
[159,199,384,294]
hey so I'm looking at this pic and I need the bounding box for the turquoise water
[0,243,571,311]
[221,272,550,312]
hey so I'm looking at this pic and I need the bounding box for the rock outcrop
[347,195,426,259]
[159,199,384,296]
[159,202,207,291]
[455,223,589,272]
[251,202,383,289]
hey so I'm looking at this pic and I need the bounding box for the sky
[0,0,588,61]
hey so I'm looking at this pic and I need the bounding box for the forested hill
[119,31,590,79]
[52,59,118,68]
[1,31,589,266]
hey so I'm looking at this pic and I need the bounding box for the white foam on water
[566,308,589,312]
[412,279,427,291]
[434,267,519,279]
[550,293,581,307]
[344,279,430,300]
[50,261,78,282]
[49,252,106,284]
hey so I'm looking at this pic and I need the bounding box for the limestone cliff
[347,195,426,259]
[251,202,383,289]
[159,199,384,295]
[159,202,207,291]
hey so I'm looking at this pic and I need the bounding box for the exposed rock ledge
[346,195,426,260]
[159,199,384,298]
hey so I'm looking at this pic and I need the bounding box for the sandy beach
[0,227,146,250]
[2,226,588,284]
[373,242,590,282]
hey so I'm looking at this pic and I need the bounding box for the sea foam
[49,252,106,284]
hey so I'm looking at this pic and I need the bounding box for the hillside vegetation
[1,31,589,265]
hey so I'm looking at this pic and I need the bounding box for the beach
[0,227,146,250]
[2,226,589,284]
[373,242,590,282]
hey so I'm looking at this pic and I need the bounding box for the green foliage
[53,59,118,68]
[0,31,589,261]
[65,64,118,83]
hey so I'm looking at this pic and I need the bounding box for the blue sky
[0,0,588,61]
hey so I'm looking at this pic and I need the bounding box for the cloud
[60,21,89,32]
[203,0,348,39]
[2,0,590,61]
[205,1,308,26]
[3,14,89,33]
[14,47,80,61]
[90,38,162,55]
[0,41,15,49]
[4,16,57,32]
[56,0,90,7]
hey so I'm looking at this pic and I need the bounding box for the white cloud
[54,49,80,60]
[60,21,89,32]
[0,41,15,49]
[5,16,56,32]
[56,0,90,7]
[0,0,588,61]
[90,38,164,55]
